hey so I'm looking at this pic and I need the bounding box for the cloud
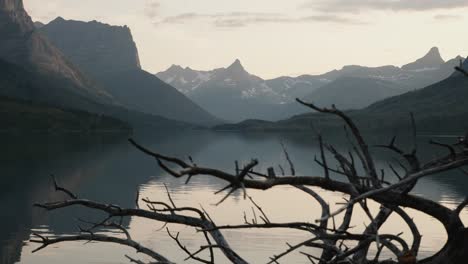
[145,0,160,20]
[433,14,463,20]
[304,0,468,13]
[153,12,363,28]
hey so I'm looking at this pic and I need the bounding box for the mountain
[157,60,331,104]
[158,59,285,102]
[157,59,319,121]
[158,47,460,122]
[0,57,195,130]
[265,75,330,101]
[155,65,215,95]
[157,59,284,121]
[365,75,468,117]
[0,0,201,131]
[402,47,445,71]
[40,17,141,74]
[314,48,461,90]
[216,65,468,134]
[303,77,406,110]
[0,0,114,106]
[33,21,44,28]
[40,18,219,126]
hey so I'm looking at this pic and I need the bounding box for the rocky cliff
[40,17,141,74]
[0,0,114,105]
[40,17,220,126]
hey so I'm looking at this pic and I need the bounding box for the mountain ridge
[40,17,220,126]
[214,63,468,134]
[157,48,461,122]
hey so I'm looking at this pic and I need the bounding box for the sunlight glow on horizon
[24,0,468,79]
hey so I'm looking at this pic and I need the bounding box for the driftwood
[31,66,468,264]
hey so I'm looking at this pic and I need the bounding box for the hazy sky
[24,0,468,79]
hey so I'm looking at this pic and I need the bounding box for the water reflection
[0,130,467,264]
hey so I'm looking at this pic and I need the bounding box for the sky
[24,0,468,79]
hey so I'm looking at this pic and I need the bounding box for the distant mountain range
[215,59,468,134]
[158,47,461,122]
[303,77,405,110]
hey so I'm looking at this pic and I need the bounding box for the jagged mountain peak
[402,46,445,71]
[225,59,251,78]
[51,16,66,23]
[423,47,444,62]
[428,46,441,55]
[227,59,244,70]
[167,64,184,71]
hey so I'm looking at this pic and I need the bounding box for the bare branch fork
[33,98,468,264]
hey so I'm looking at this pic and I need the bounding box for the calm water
[1,130,467,264]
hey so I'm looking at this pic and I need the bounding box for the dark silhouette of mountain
[365,75,468,117]
[0,0,114,106]
[0,57,195,130]
[41,17,141,74]
[158,47,460,122]
[0,1,201,130]
[40,18,219,126]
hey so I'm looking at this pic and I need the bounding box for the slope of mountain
[0,56,197,130]
[0,0,114,106]
[303,77,406,110]
[156,65,216,95]
[0,96,131,133]
[40,18,219,126]
[158,47,460,122]
[365,75,468,117]
[265,75,330,101]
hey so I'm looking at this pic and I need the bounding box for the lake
[1,130,467,264]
